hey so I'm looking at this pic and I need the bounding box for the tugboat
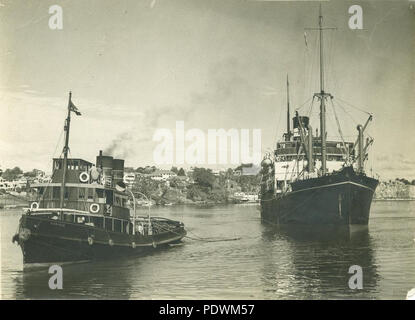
[260,7,378,226]
[12,92,187,264]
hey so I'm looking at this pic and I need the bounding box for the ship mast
[307,5,334,175]
[59,92,72,212]
[318,6,327,175]
[286,74,291,141]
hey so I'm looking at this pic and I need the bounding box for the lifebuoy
[89,203,100,214]
[79,172,90,183]
[152,241,157,248]
[109,239,114,246]
[90,167,100,181]
[87,236,94,245]
[30,202,39,210]
[131,242,136,249]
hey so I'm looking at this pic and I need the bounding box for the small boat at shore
[12,92,186,264]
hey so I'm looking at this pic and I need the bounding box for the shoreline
[373,198,415,202]
[3,198,413,213]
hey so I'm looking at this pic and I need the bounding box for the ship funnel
[293,116,309,129]
[96,151,114,187]
[112,159,125,186]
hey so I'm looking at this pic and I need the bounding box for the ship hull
[15,215,186,264]
[261,167,378,226]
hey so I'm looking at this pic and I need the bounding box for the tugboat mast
[59,92,72,213]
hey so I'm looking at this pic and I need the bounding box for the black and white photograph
[0,0,414,303]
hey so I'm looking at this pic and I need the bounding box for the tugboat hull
[261,168,378,226]
[15,215,186,264]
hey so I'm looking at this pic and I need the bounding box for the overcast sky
[0,0,414,180]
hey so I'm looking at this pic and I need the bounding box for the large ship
[260,7,378,226]
[12,93,187,264]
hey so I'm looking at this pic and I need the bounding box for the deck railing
[27,209,180,236]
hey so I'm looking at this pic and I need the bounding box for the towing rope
[150,220,241,243]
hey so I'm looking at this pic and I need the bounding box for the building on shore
[146,170,177,181]
[123,172,136,188]
[0,176,29,191]
[374,180,415,199]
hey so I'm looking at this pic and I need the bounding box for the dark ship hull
[15,214,186,264]
[261,167,378,226]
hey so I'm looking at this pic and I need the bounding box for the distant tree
[132,176,159,198]
[193,168,215,190]
[396,178,410,185]
[12,167,23,175]
[225,168,234,179]
[171,166,179,174]
[2,167,23,180]
[186,184,207,201]
[178,168,185,176]
[23,169,38,178]
[207,187,228,203]
[169,178,178,188]
[135,167,145,173]
[143,166,155,174]
[411,180,415,186]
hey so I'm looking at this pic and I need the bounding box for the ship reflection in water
[260,225,378,299]
[2,201,415,299]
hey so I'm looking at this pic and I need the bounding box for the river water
[1,201,414,299]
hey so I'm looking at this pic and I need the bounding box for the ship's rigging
[269,5,374,179]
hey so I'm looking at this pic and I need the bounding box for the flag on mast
[304,31,308,49]
[69,99,81,116]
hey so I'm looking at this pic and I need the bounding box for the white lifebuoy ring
[152,241,157,248]
[87,236,94,245]
[89,203,100,214]
[131,242,136,249]
[79,172,90,183]
[109,239,114,246]
[30,202,39,210]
